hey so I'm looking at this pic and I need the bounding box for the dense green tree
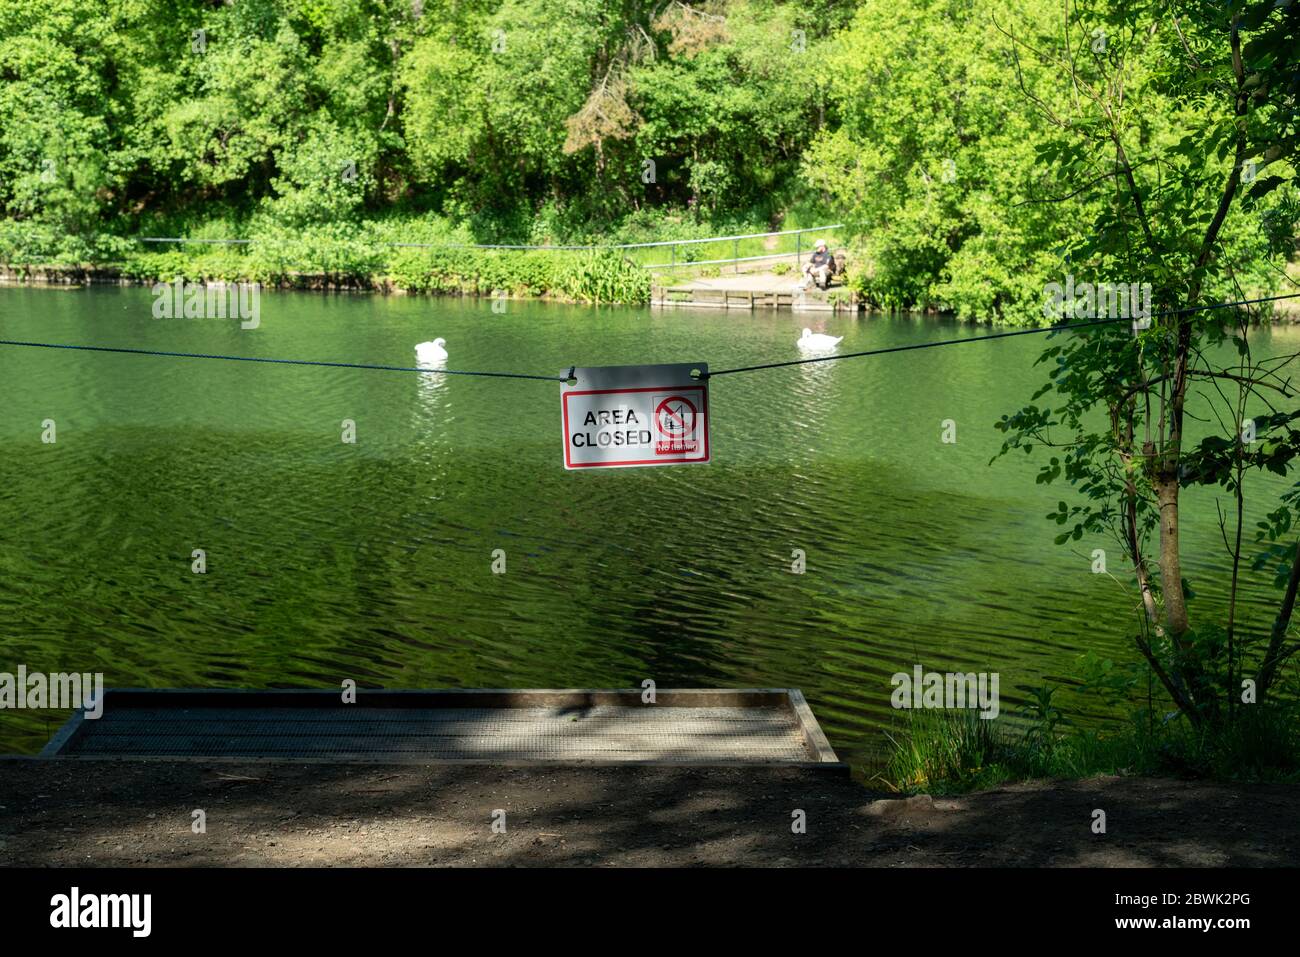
[0,0,1293,287]
[997,0,1300,724]
[624,1,829,217]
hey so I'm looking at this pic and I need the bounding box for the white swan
[798,328,843,351]
[415,338,448,363]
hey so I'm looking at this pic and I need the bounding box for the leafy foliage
[3,1,1290,316]
[995,0,1300,726]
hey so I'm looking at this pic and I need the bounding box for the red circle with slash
[654,395,697,438]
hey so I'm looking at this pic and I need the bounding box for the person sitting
[802,239,837,289]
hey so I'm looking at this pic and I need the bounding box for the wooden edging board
[38,687,848,773]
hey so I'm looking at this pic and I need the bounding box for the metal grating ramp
[43,690,844,767]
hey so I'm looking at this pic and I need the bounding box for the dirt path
[2,760,1294,867]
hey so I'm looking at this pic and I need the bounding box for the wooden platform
[653,288,848,312]
[651,273,855,312]
[40,688,845,770]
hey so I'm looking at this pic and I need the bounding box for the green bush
[2,221,653,304]
[0,221,132,266]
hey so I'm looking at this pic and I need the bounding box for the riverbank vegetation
[2,1,1293,313]
[1006,2,1298,700]
[884,693,1300,794]
[942,0,1300,794]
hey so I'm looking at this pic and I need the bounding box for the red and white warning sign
[561,363,710,470]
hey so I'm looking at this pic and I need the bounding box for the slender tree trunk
[1155,476,1190,638]
[1224,453,1246,718]
[1258,540,1300,695]
[1122,405,1199,719]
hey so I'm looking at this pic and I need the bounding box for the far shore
[4,265,1297,321]
[1,265,493,297]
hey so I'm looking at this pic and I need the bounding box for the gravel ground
[0,759,1295,867]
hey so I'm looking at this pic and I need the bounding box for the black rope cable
[702,316,1129,377]
[1,291,1297,383]
[0,339,566,382]
[701,291,1300,378]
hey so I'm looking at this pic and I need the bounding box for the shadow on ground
[0,759,1294,867]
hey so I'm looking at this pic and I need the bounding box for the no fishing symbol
[561,363,710,470]
[653,394,699,454]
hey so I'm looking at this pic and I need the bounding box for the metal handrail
[135,224,845,253]
[616,223,843,250]
[644,251,811,270]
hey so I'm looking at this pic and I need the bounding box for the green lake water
[1,285,1296,767]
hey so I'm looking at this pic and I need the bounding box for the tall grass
[883,709,1009,792]
[553,251,651,303]
[882,695,1300,794]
